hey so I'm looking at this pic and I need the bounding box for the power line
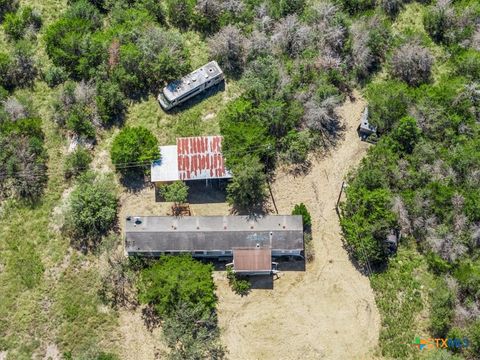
[0,140,279,180]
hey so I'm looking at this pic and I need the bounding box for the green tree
[96,79,125,125]
[63,172,118,249]
[392,116,420,154]
[44,1,103,79]
[110,126,159,176]
[3,6,42,40]
[340,187,397,265]
[64,147,92,179]
[227,155,269,211]
[366,80,410,134]
[160,181,189,214]
[292,203,312,230]
[165,0,195,30]
[138,256,216,317]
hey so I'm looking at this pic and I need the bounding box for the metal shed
[151,136,232,184]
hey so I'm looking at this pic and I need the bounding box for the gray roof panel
[125,215,304,253]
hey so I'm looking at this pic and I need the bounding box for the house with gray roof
[125,215,304,274]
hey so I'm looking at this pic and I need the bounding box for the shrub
[110,126,159,176]
[208,25,246,76]
[0,0,18,21]
[55,79,124,135]
[63,172,118,250]
[162,302,226,359]
[44,1,102,78]
[430,279,454,337]
[165,0,195,30]
[226,155,268,211]
[44,65,68,87]
[391,43,434,87]
[392,116,421,154]
[380,0,407,18]
[0,117,48,201]
[365,80,410,133]
[338,0,375,14]
[64,147,92,179]
[95,79,125,125]
[138,255,216,317]
[468,319,480,357]
[3,6,42,40]
[292,203,312,230]
[340,187,397,266]
[226,266,251,296]
[159,181,189,214]
[304,232,315,262]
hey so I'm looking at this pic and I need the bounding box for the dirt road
[216,91,380,360]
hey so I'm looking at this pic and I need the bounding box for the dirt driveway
[215,91,380,360]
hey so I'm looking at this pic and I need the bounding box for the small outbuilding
[358,107,377,140]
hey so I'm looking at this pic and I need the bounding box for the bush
[339,0,375,14]
[95,79,125,125]
[226,266,251,296]
[160,181,188,206]
[165,0,195,30]
[304,232,315,262]
[138,255,216,317]
[110,126,159,176]
[162,302,226,359]
[64,147,92,179]
[63,172,118,250]
[391,116,421,154]
[226,155,269,211]
[208,25,246,76]
[365,80,410,134]
[292,203,312,230]
[340,187,397,266]
[44,1,102,78]
[380,0,406,18]
[3,6,42,40]
[430,279,454,337]
[468,319,480,357]
[391,43,434,87]
[0,117,48,201]
[0,0,18,21]
[44,65,68,87]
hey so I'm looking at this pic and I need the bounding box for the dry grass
[215,91,381,360]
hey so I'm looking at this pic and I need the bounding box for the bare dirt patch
[216,91,380,360]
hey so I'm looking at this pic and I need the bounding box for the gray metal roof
[125,215,304,253]
[163,61,223,101]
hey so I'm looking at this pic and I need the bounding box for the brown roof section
[176,136,231,180]
[233,248,272,273]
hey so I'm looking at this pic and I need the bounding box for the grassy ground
[0,3,239,358]
[366,3,454,359]
[371,242,437,359]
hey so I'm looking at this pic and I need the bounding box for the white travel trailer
[158,61,224,110]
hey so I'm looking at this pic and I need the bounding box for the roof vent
[134,217,142,225]
[209,68,213,72]
[205,74,209,78]
[256,243,260,248]
[126,216,132,221]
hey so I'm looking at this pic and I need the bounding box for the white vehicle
[158,61,224,110]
